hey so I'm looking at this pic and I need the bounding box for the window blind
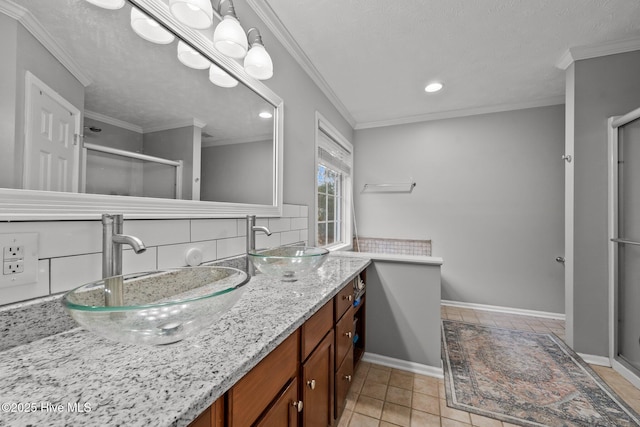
[317,126,352,175]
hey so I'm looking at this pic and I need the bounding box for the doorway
[609,106,640,387]
[23,71,81,192]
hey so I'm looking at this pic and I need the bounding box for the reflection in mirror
[1,0,276,205]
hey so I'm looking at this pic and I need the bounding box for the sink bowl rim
[62,266,249,312]
[247,245,329,259]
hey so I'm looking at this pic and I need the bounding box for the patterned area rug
[442,320,640,427]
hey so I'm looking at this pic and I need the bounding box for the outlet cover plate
[0,233,38,289]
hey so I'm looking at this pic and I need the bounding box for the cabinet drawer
[228,330,300,427]
[301,299,333,361]
[335,305,354,369]
[335,282,354,321]
[335,347,354,422]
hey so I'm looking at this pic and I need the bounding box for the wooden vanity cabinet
[255,378,300,427]
[227,330,300,427]
[189,397,223,427]
[333,281,356,422]
[192,272,366,427]
[301,299,335,427]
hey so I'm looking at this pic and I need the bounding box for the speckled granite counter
[0,254,369,427]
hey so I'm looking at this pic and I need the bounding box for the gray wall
[354,105,565,313]
[570,50,640,357]
[84,117,144,197]
[143,126,198,200]
[201,140,273,205]
[0,15,17,189]
[365,261,442,369]
[0,17,84,189]
[233,2,354,244]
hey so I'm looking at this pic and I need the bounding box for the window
[315,113,353,250]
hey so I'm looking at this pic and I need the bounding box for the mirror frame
[0,0,283,220]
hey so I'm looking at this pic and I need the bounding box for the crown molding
[143,118,207,134]
[355,96,565,130]
[84,110,143,133]
[246,0,356,128]
[0,0,93,87]
[556,36,640,70]
[202,133,273,147]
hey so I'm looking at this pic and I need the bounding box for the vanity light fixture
[209,63,238,88]
[259,111,273,119]
[177,41,211,69]
[130,7,175,44]
[84,0,125,10]
[425,82,444,93]
[244,28,273,80]
[213,0,248,59]
[169,0,214,30]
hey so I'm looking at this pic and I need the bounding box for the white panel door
[24,72,80,192]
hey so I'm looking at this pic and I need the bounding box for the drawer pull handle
[307,379,316,390]
[345,331,353,339]
[291,400,303,412]
[343,294,353,302]
[344,375,352,382]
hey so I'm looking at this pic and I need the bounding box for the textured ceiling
[264,0,640,127]
[18,0,273,143]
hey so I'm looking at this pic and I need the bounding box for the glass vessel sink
[62,266,248,345]
[248,246,329,281]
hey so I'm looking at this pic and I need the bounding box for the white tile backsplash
[191,219,239,241]
[0,260,50,305]
[256,232,281,250]
[157,241,217,269]
[0,221,101,258]
[280,230,301,245]
[0,203,308,305]
[267,218,291,233]
[282,204,300,217]
[291,217,307,230]
[51,253,101,294]
[123,247,158,274]
[217,237,245,260]
[124,219,190,247]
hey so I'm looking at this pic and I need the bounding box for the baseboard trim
[441,300,565,321]
[611,359,640,389]
[361,352,443,379]
[578,353,611,367]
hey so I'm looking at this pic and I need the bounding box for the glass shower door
[617,116,640,372]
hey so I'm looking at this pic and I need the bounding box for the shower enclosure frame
[608,106,640,389]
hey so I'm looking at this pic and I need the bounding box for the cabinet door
[228,330,299,427]
[188,397,223,427]
[302,330,334,427]
[256,377,300,427]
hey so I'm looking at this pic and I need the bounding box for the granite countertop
[0,254,370,427]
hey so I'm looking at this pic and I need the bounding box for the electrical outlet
[0,233,38,288]
[4,245,24,260]
[3,261,24,275]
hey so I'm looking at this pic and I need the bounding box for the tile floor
[336,304,640,426]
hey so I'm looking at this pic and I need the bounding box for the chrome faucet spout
[252,225,272,236]
[102,214,146,306]
[246,215,272,276]
[112,234,147,254]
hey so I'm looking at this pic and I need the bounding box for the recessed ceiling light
[425,82,444,93]
[259,111,273,119]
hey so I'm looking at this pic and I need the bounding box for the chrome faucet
[246,215,271,276]
[102,214,146,306]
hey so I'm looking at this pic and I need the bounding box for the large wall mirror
[0,0,283,219]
